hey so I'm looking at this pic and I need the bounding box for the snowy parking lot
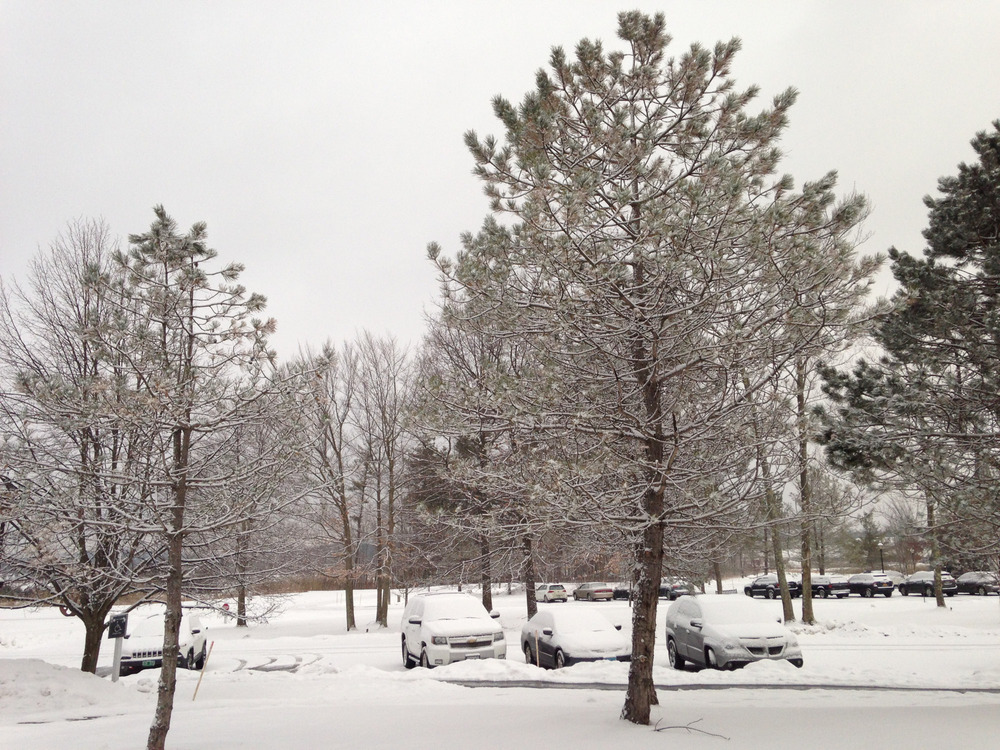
[3,587,1000,748]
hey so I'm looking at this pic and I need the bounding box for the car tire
[884,591,893,597]
[863,587,873,598]
[766,589,776,600]
[819,588,829,599]
[555,650,566,669]
[924,585,933,597]
[420,649,432,669]
[788,658,804,668]
[705,647,720,669]
[524,643,535,666]
[899,586,908,596]
[402,640,416,669]
[667,638,685,671]
[195,644,207,670]
[977,586,987,596]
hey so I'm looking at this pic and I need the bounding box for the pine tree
[432,12,875,724]
[819,122,1000,599]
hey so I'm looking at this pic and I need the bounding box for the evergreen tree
[431,12,875,724]
[819,122,1000,595]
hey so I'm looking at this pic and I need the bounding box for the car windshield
[550,610,615,634]
[131,614,165,638]
[696,598,781,625]
[422,595,488,620]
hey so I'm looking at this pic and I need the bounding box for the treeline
[3,11,1000,742]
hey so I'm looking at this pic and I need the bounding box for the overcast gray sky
[3,1,999,357]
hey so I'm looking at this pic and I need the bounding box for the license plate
[465,654,481,659]
[142,660,157,667]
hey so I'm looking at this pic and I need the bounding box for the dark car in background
[810,574,850,599]
[744,574,802,599]
[612,583,632,601]
[897,571,957,597]
[848,573,894,598]
[659,579,694,600]
[956,571,1000,596]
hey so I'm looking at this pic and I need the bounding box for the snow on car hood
[558,630,630,656]
[423,616,501,637]
[707,621,789,640]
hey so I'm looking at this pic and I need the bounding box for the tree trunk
[523,535,537,619]
[797,359,815,625]
[147,423,189,750]
[147,527,184,750]
[713,561,723,595]
[237,583,248,628]
[927,496,946,608]
[622,496,663,725]
[480,534,493,612]
[79,610,109,673]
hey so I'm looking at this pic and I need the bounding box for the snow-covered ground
[3,585,1000,749]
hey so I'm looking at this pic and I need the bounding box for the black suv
[744,574,802,599]
[810,575,850,599]
[897,571,957,597]
[848,573,894,597]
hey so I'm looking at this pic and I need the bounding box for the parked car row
[743,569,995,600]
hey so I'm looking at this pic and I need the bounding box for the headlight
[494,631,504,642]
[431,636,448,645]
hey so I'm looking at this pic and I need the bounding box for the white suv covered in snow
[119,611,208,676]
[401,592,506,668]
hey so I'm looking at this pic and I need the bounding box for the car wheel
[744,589,752,597]
[924,585,934,597]
[788,658,804,668]
[555,650,566,669]
[899,586,908,596]
[402,640,416,669]
[863,587,873,598]
[766,589,776,600]
[420,649,432,669]
[183,649,194,669]
[705,647,720,669]
[819,588,829,599]
[524,643,535,666]
[977,586,987,596]
[667,638,685,671]
[195,643,207,670]
[884,591,893,597]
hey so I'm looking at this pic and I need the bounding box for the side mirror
[490,610,500,619]
[191,629,201,634]
[408,616,422,625]
[614,624,622,631]
[690,619,703,630]
[541,628,553,636]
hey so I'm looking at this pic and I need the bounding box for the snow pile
[0,659,151,721]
